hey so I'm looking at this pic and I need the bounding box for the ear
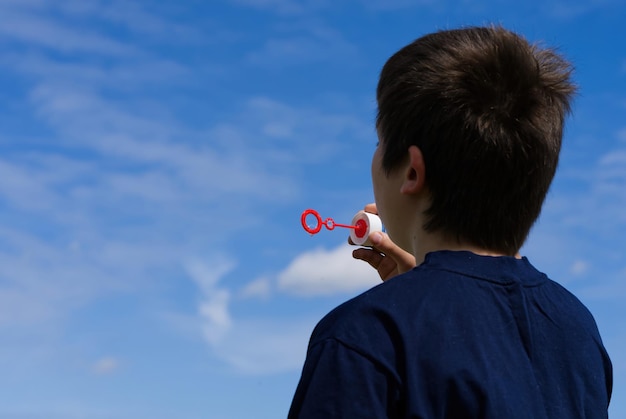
[400,145,426,195]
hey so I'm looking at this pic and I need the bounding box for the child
[288,25,612,418]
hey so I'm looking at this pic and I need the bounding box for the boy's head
[375,26,576,254]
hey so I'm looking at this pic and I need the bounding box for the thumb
[369,232,416,273]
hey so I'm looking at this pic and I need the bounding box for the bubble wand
[301,208,383,246]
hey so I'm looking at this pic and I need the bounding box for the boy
[288,26,612,418]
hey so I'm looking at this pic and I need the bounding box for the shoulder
[307,264,458,356]
[534,274,606,340]
[308,280,396,350]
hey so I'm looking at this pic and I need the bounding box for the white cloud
[60,0,201,40]
[185,259,235,344]
[247,25,359,68]
[231,0,301,11]
[179,245,380,375]
[0,17,367,372]
[578,267,626,300]
[0,159,63,212]
[92,356,120,375]
[185,259,235,294]
[236,96,370,162]
[211,317,315,374]
[228,0,331,15]
[0,222,183,330]
[239,277,272,299]
[569,260,589,276]
[171,310,312,376]
[229,0,440,14]
[0,7,135,55]
[20,87,302,217]
[2,51,191,89]
[277,243,380,296]
[30,83,369,202]
[192,243,382,373]
[0,228,111,328]
[200,290,232,345]
[359,0,439,11]
[0,0,201,55]
[598,149,626,183]
[180,259,316,374]
[523,127,626,293]
[543,0,622,19]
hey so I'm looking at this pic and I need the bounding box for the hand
[350,203,416,281]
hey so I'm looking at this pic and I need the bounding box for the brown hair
[376,26,576,254]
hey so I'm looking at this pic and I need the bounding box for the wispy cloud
[210,317,315,374]
[239,277,272,299]
[229,0,439,14]
[0,226,120,329]
[247,24,359,68]
[186,258,235,344]
[2,52,191,89]
[181,258,317,374]
[543,0,623,18]
[179,243,381,374]
[91,356,121,375]
[524,125,626,300]
[0,0,202,52]
[58,0,202,40]
[27,85,302,203]
[359,0,439,11]
[0,5,135,55]
[0,44,366,368]
[228,0,331,15]
[248,35,354,67]
[569,259,590,276]
[578,271,626,300]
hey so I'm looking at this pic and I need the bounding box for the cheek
[370,148,378,174]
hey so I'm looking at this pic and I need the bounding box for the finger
[377,259,399,281]
[363,203,378,214]
[352,248,384,270]
[369,232,416,272]
[353,248,399,282]
[348,236,372,247]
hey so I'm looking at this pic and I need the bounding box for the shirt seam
[310,336,402,387]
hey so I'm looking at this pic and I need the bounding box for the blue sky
[0,0,624,418]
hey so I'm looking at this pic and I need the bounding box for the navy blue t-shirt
[289,251,612,418]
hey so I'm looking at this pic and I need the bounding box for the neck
[411,231,520,266]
